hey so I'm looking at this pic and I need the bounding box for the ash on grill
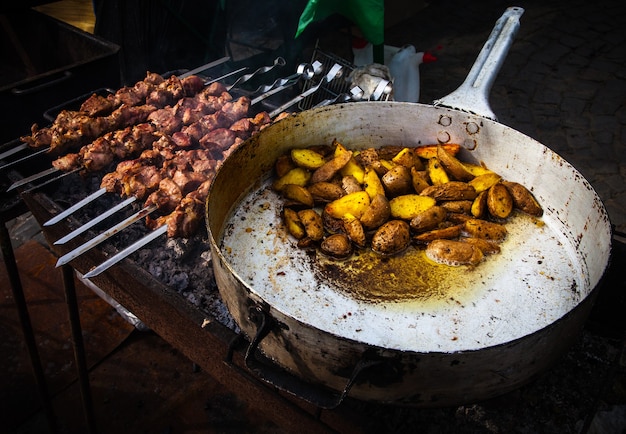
[50,171,238,331]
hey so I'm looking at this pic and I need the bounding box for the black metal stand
[0,220,59,434]
[61,264,97,434]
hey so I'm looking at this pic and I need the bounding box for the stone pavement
[384,0,626,235]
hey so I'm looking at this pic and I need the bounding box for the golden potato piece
[321,233,353,258]
[427,157,450,185]
[308,182,345,203]
[413,224,463,243]
[363,167,386,199]
[360,194,391,229]
[425,239,483,266]
[436,145,474,181]
[392,147,423,170]
[324,191,371,219]
[409,206,447,232]
[502,181,543,217]
[487,183,514,218]
[291,148,326,170]
[440,200,473,214]
[415,143,461,159]
[468,173,502,193]
[340,157,365,183]
[463,218,507,241]
[410,168,430,193]
[419,181,478,201]
[382,165,413,196]
[371,220,411,255]
[283,208,305,239]
[463,163,495,177]
[297,209,324,241]
[471,190,488,218]
[389,194,436,220]
[282,184,314,207]
[341,175,362,194]
[273,167,311,191]
[342,213,366,247]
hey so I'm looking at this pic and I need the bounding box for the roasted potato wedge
[425,239,483,266]
[320,233,352,258]
[392,147,424,170]
[413,224,463,243]
[341,175,363,194]
[342,213,367,247]
[389,194,436,220]
[463,218,507,241]
[282,184,314,207]
[420,181,478,201]
[468,173,502,193]
[310,142,353,183]
[273,167,311,191]
[410,168,430,193]
[297,209,324,241]
[502,181,543,216]
[382,165,413,196]
[463,163,496,177]
[461,237,501,254]
[324,191,371,219]
[275,154,295,177]
[360,194,391,229]
[371,220,411,255]
[283,208,305,239]
[340,157,366,183]
[308,182,345,203]
[487,183,514,218]
[415,143,461,159]
[427,157,450,185]
[290,148,326,170]
[440,200,473,214]
[436,145,474,181]
[471,190,488,217]
[363,167,386,199]
[409,205,447,232]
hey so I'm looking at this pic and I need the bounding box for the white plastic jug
[388,45,437,103]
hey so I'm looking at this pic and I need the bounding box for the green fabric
[295,0,384,45]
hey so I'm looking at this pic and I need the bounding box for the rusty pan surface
[210,101,611,355]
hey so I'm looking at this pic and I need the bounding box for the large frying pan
[205,8,612,407]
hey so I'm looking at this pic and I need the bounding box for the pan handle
[433,6,524,121]
[230,305,386,409]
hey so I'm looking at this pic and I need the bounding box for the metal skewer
[53,196,137,244]
[179,56,230,78]
[0,147,50,172]
[55,204,157,267]
[0,142,28,161]
[82,224,168,278]
[44,188,107,226]
[6,166,61,192]
[226,57,286,91]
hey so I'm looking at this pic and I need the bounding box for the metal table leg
[61,264,97,434]
[0,221,59,433]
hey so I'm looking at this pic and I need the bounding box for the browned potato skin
[322,209,344,233]
[310,146,352,184]
[342,214,367,247]
[360,194,391,229]
[382,165,413,196]
[297,209,324,241]
[321,233,353,258]
[420,181,478,201]
[436,145,475,181]
[409,205,447,232]
[275,155,296,177]
[471,190,488,217]
[308,182,345,203]
[282,184,315,207]
[461,237,501,254]
[502,181,543,217]
[371,220,411,255]
[463,218,508,241]
[487,183,514,218]
[355,148,380,168]
[426,239,483,266]
[440,200,473,214]
[413,224,463,243]
[342,175,363,194]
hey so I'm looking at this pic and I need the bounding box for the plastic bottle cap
[352,37,369,49]
[423,51,437,64]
